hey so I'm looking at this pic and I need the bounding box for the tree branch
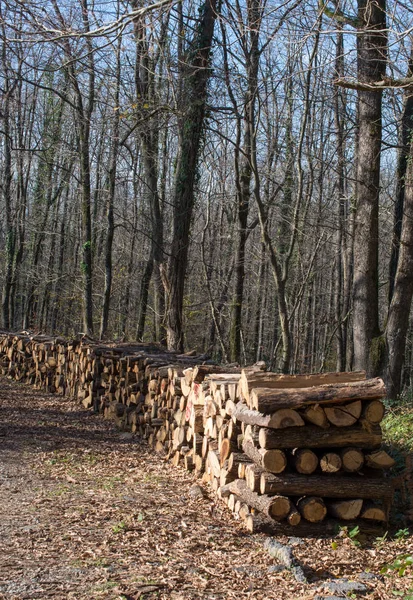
[334,76,413,91]
[319,0,359,28]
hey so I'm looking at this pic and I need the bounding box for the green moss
[369,334,386,375]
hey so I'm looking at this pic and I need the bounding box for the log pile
[222,371,394,533]
[0,332,394,535]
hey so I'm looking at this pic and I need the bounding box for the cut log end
[297,496,327,523]
[328,499,363,520]
[269,496,292,521]
[320,452,342,473]
[293,448,319,475]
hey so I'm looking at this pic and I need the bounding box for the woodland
[1,0,413,398]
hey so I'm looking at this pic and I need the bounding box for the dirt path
[0,379,411,600]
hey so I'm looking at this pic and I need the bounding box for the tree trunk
[386,135,413,398]
[389,47,413,304]
[1,36,14,329]
[165,0,217,351]
[229,0,260,363]
[334,26,346,371]
[100,29,121,340]
[352,0,387,375]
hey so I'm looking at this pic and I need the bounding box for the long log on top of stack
[240,370,367,406]
[249,378,386,413]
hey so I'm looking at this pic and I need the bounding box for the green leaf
[348,525,360,539]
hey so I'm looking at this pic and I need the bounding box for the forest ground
[0,378,412,600]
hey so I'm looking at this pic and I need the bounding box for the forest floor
[0,379,412,600]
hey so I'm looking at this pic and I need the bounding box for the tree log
[324,400,362,427]
[220,479,291,520]
[260,472,393,499]
[259,424,382,449]
[362,400,385,424]
[184,455,195,471]
[328,499,363,520]
[245,513,384,536]
[220,467,236,486]
[320,452,342,473]
[251,378,385,414]
[292,448,319,474]
[245,463,265,492]
[227,452,251,477]
[360,502,387,521]
[340,448,365,472]
[220,437,238,466]
[194,454,205,474]
[301,404,329,428]
[242,439,287,474]
[240,370,366,405]
[268,409,305,428]
[238,503,250,520]
[207,450,221,478]
[297,496,327,523]
[243,424,260,445]
[227,419,242,440]
[287,506,301,526]
[233,403,304,428]
[228,493,238,512]
[171,450,181,467]
[238,462,249,479]
[365,450,396,469]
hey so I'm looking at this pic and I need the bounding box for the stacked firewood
[0,332,394,534]
[0,332,212,410]
[213,371,394,533]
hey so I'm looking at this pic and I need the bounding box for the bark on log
[220,479,291,520]
[233,403,303,428]
[260,472,393,499]
[240,370,366,405]
[251,378,385,413]
[259,424,382,450]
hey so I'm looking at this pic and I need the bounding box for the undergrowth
[382,394,413,456]
[381,394,413,530]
